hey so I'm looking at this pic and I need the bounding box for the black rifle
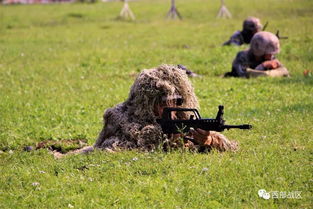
[263,21,269,31]
[262,22,288,40]
[156,105,252,134]
[276,30,288,39]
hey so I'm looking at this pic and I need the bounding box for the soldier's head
[242,17,262,33]
[126,64,199,123]
[249,31,280,59]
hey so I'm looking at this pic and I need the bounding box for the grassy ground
[0,0,312,208]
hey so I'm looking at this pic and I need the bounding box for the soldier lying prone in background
[223,17,263,46]
[224,31,290,78]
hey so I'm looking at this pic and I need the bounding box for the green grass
[0,0,312,208]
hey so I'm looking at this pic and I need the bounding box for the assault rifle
[262,22,288,39]
[156,105,252,134]
[263,21,269,31]
[275,30,288,40]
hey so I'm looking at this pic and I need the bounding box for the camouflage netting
[94,64,237,152]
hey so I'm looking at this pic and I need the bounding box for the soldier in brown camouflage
[51,65,237,158]
[94,65,238,152]
[224,31,290,78]
[223,17,262,46]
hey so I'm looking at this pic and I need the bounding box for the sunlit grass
[0,0,312,208]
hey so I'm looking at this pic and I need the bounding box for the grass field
[0,0,312,208]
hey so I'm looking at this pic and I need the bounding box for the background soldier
[95,65,238,152]
[224,31,290,78]
[223,17,262,46]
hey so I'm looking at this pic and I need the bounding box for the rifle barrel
[224,124,252,130]
[263,21,269,31]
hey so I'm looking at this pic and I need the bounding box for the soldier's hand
[255,64,266,71]
[191,128,212,146]
[262,60,281,69]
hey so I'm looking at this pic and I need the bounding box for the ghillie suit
[224,31,290,78]
[223,17,262,46]
[94,65,237,152]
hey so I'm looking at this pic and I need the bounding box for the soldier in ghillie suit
[224,31,290,78]
[223,17,262,46]
[94,64,237,152]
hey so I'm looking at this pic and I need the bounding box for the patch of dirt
[36,139,88,154]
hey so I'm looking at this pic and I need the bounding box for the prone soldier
[223,17,263,46]
[94,65,238,152]
[224,31,290,78]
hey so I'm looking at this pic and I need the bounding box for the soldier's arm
[190,129,238,152]
[261,59,282,69]
[246,67,290,77]
[231,52,248,77]
[264,66,290,77]
[223,31,243,46]
[190,128,211,145]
